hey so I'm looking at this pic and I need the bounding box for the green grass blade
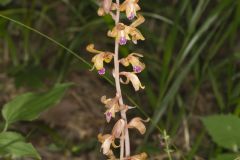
[0,14,91,68]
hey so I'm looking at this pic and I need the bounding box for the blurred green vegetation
[0,0,240,159]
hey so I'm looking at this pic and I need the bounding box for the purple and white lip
[119,37,127,45]
[133,66,142,73]
[128,12,135,20]
[98,68,106,75]
[106,112,112,123]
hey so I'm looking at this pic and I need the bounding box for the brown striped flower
[120,72,145,91]
[107,15,145,45]
[98,134,119,155]
[86,44,114,75]
[120,53,145,73]
[120,0,140,20]
[101,95,120,122]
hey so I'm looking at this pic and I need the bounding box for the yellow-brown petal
[100,135,114,155]
[103,96,119,109]
[134,3,141,11]
[98,133,112,143]
[130,28,145,44]
[120,58,130,67]
[128,53,145,70]
[104,52,114,63]
[110,3,117,10]
[103,0,112,13]
[131,53,144,57]
[97,7,105,16]
[101,96,111,105]
[92,53,104,70]
[128,117,149,135]
[107,27,118,38]
[129,152,148,160]
[119,0,128,11]
[111,139,120,149]
[106,150,116,160]
[112,119,126,138]
[130,14,145,28]
[86,44,103,54]
[129,56,142,66]
[120,72,145,91]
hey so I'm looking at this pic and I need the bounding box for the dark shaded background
[0,0,240,159]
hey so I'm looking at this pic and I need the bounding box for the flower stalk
[87,0,148,159]
[114,0,131,158]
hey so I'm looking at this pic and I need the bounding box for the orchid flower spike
[127,117,150,135]
[120,53,145,73]
[120,72,145,91]
[92,0,148,157]
[86,44,114,75]
[120,0,140,20]
[101,95,120,122]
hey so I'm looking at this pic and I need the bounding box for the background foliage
[0,0,240,159]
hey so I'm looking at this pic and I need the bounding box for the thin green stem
[2,123,8,132]
[163,130,173,160]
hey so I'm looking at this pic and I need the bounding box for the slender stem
[164,131,172,160]
[3,123,8,132]
[114,0,130,158]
